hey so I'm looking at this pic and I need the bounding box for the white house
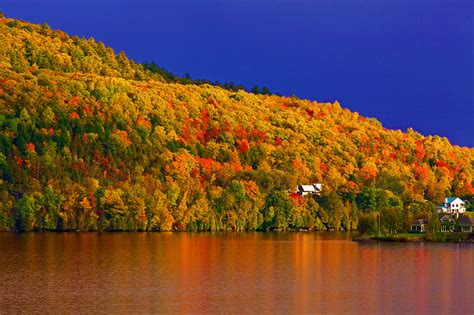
[296,183,323,196]
[437,197,466,214]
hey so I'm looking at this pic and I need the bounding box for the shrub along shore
[354,232,474,243]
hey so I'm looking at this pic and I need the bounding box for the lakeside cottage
[440,214,456,232]
[456,215,473,233]
[411,219,428,233]
[412,214,473,234]
[437,197,466,214]
[296,183,323,196]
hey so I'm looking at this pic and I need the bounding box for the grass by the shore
[355,232,473,243]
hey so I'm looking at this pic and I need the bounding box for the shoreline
[354,233,474,243]
[0,228,347,234]
[2,229,474,244]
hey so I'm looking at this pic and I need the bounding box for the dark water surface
[0,232,473,314]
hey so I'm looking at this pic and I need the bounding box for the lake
[0,232,472,314]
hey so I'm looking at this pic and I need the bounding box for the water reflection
[0,233,472,313]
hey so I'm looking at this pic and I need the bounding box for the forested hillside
[0,16,473,232]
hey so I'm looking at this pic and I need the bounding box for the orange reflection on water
[0,232,473,313]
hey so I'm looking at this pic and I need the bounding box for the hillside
[0,16,473,232]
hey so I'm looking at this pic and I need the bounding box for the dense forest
[0,16,473,232]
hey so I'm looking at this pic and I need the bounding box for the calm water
[0,232,473,314]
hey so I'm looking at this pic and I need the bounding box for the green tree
[15,195,36,231]
[320,192,344,230]
[261,86,271,95]
[358,213,378,235]
[381,207,403,235]
[262,191,292,230]
[250,85,261,94]
[40,186,63,230]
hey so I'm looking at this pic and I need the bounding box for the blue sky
[2,0,473,146]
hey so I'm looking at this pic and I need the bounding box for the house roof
[457,215,473,226]
[300,185,316,192]
[445,197,464,204]
[298,184,322,192]
[440,214,455,222]
[412,219,428,225]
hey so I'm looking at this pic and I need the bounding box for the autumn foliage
[0,17,473,232]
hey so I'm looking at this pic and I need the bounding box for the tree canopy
[0,16,473,232]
